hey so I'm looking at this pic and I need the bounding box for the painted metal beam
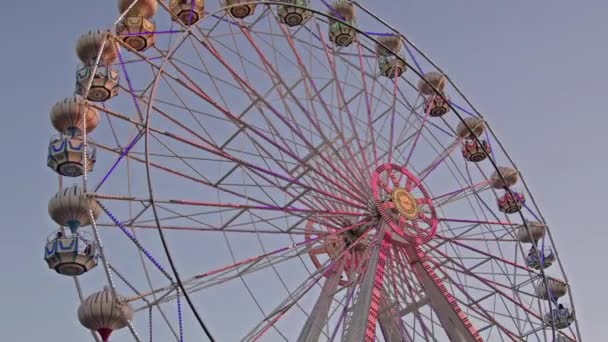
[297,259,346,342]
[401,244,483,342]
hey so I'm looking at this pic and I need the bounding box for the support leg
[343,232,391,342]
[401,244,483,342]
[379,298,407,342]
[297,259,346,342]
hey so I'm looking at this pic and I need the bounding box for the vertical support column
[402,244,483,342]
[297,259,346,342]
[343,231,391,342]
[379,248,408,342]
[342,240,381,341]
[379,298,406,342]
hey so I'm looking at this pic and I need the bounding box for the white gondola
[44,231,98,276]
[418,71,446,96]
[516,220,546,243]
[50,96,99,134]
[74,30,120,102]
[418,72,450,117]
[327,1,357,47]
[376,35,406,78]
[497,190,525,214]
[116,17,156,51]
[490,166,518,189]
[526,247,556,270]
[75,63,120,102]
[169,0,205,25]
[78,287,134,342]
[543,306,575,330]
[47,133,96,177]
[424,94,450,117]
[462,139,491,162]
[225,0,257,19]
[457,117,490,162]
[48,184,102,233]
[277,0,312,27]
[47,97,98,177]
[456,117,485,139]
[116,0,158,51]
[536,277,568,301]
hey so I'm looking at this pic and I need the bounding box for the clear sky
[0,0,606,341]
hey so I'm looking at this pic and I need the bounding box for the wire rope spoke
[143,221,371,339]
[162,33,368,206]
[267,38,373,197]
[146,127,368,210]
[422,246,547,340]
[181,30,371,202]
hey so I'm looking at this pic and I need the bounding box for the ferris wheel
[44,1,582,341]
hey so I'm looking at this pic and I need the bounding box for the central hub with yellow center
[391,188,419,220]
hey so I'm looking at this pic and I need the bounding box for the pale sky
[0,0,606,341]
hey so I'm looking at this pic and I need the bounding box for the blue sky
[0,0,606,340]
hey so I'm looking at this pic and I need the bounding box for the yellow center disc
[392,188,419,220]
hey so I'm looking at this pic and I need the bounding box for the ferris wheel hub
[305,220,367,286]
[391,188,419,220]
[372,163,438,245]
